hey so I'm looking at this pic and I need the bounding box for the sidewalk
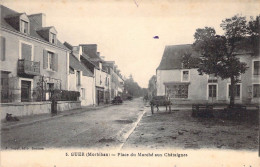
[1,104,112,130]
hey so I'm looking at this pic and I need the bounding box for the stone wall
[0,101,81,120]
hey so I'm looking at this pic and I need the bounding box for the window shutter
[43,50,48,69]
[0,36,5,61]
[54,53,58,71]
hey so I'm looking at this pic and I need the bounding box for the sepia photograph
[0,0,259,166]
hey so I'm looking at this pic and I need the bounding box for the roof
[157,44,200,70]
[0,5,68,50]
[69,53,93,77]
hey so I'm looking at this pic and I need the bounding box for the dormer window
[20,20,29,34]
[50,33,56,44]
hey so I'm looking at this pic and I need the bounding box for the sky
[2,0,259,88]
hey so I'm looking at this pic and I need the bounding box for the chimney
[29,13,46,27]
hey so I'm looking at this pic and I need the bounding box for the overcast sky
[2,0,259,88]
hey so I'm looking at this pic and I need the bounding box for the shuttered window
[0,36,5,61]
[43,50,58,71]
[21,43,32,60]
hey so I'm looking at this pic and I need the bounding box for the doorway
[21,80,31,102]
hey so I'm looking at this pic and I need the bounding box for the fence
[0,88,80,103]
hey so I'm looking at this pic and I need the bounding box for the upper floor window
[181,70,190,82]
[47,52,54,70]
[20,20,29,34]
[208,74,218,83]
[21,42,33,61]
[253,61,260,75]
[50,33,56,44]
[43,50,58,71]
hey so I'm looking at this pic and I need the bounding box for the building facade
[64,42,95,106]
[157,44,260,104]
[0,5,69,103]
[80,44,111,105]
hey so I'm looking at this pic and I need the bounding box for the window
[47,52,54,70]
[21,42,32,61]
[166,84,189,98]
[208,74,217,83]
[50,33,56,44]
[105,77,108,86]
[43,50,58,71]
[181,70,189,82]
[253,61,260,75]
[208,85,217,98]
[228,84,241,98]
[253,84,260,98]
[76,71,81,86]
[0,36,5,61]
[20,20,28,34]
[81,88,85,99]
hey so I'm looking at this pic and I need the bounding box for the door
[208,84,217,102]
[21,80,31,102]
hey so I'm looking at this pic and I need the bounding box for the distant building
[103,61,124,99]
[80,44,110,105]
[156,44,260,104]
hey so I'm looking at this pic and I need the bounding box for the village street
[1,98,259,151]
[1,98,147,149]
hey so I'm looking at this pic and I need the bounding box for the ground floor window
[166,84,189,98]
[81,88,85,99]
[208,84,217,99]
[253,84,260,98]
[228,84,241,99]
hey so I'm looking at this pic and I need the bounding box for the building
[156,44,260,104]
[64,42,95,106]
[80,44,110,105]
[0,5,70,103]
[103,61,124,99]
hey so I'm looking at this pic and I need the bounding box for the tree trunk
[230,76,236,107]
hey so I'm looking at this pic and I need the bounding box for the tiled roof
[0,5,68,50]
[157,41,256,70]
[69,53,93,77]
[157,44,200,70]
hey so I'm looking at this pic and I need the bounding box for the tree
[193,15,253,106]
[123,74,143,97]
[148,75,157,99]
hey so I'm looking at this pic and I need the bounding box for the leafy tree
[148,75,157,99]
[182,53,200,69]
[123,74,143,97]
[192,14,255,106]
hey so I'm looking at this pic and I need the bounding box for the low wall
[0,101,81,120]
[0,102,51,120]
[57,101,81,112]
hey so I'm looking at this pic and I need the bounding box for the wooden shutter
[53,53,58,71]
[0,36,5,61]
[43,50,48,69]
